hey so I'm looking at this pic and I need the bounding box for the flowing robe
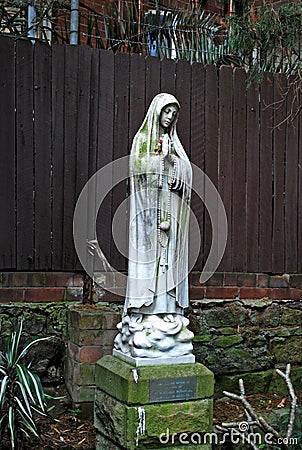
[124,93,192,315]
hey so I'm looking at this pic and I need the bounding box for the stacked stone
[65,306,120,416]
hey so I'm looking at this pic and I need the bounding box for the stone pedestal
[94,355,214,449]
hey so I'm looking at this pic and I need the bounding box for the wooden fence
[0,36,301,274]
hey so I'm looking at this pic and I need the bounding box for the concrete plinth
[94,355,214,449]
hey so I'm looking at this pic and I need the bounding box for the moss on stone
[215,370,273,397]
[95,355,214,405]
[269,366,302,392]
[218,327,237,335]
[193,335,212,343]
[272,336,302,364]
[281,307,302,326]
[214,335,243,348]
[202,305,246,328]
[95,389,213,449]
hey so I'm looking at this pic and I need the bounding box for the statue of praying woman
[113,93,195,364]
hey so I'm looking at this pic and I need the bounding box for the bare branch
[221,363,299,450]
[276,364,297,440]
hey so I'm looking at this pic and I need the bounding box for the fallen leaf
[277,397,286,408]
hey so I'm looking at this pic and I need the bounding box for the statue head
[159,103,179,135]
[131,93,189,160]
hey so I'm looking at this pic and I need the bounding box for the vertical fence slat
[129,53,146,144]
[83,48,100,279]
[145,56,160,109]
[52,45,65,270]
[299,89,302,273]
[34,41,52,270]
[259,73,273,272]
[63,45,79,269]
[88,48,100,178]
[160,58,176,94]
[204,65,219,266]
[74,46,92,270]
[175,60,191,152]
[96,51,115,274]
[285,77,299,272]
[272,74,286,273]
[111,52,129,272]
[246,81,260,272]
[0,37,16,269]
[232,68,247,272]
[190,63,206,271]
[218,66,233,272]
[16,40,34,270]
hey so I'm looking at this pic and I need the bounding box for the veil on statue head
[130,93,189,162]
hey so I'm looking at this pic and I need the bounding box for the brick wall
[93,271,302,303]
[190,272,302,302]
[66,305,121,416]
[0,272,84,303]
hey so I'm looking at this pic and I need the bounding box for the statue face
[159,104,178,131]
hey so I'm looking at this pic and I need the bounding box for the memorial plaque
[150,376,197,403]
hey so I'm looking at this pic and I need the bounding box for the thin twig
[221,365,299,450]
[276,363,297,441]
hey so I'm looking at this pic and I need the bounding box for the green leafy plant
[227,2,302,79]
[0,320,54,449]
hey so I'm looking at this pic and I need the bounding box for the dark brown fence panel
[285,79,299,273]
[63,45,79,270]
[272,74,287,273]
[204,65,219,266]
[175,60,191,153]
[85,48,100,278]
[246,81,260,272]
[34,41,52,270]
[16,40,34,270]
[129,53,146,144]
[145,56,160,108]
[1,38,301,275]
[111,52,130,271]
[218,65,233,272]
[190,63,206,270]
[52,45,65,270]
[0,37,16,269]
[297,92,302,273]
[75,46,92,271]
[161,58,176,94]
[259,73,273,272]
[299,96,302,273]
[88,48,99,179]
[96,50,114,273]
[232,68,247,272]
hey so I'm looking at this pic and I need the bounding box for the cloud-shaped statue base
[114,313,195,360]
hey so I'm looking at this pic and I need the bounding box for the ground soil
[0,391,301,449]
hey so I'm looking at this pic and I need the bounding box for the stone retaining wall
[0,271,301,413]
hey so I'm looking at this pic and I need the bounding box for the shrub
[0,320,53,449]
